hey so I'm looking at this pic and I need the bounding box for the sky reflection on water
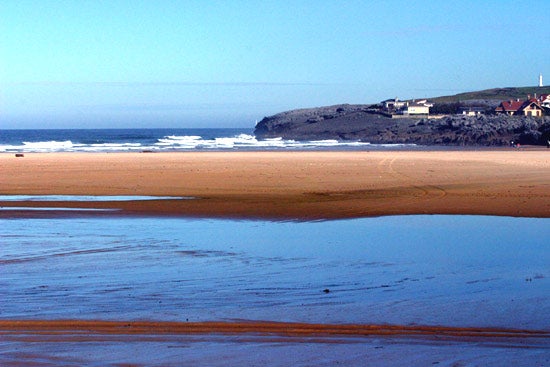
[1,215,548,329]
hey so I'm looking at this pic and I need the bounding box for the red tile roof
[522,99,542,109]
[496,100,523,112]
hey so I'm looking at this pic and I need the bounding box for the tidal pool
[1,215,549,366]
[1,215,548,329]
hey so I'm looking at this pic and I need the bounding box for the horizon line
[3,81,355,87]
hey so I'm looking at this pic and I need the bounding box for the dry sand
[1,150,549,219]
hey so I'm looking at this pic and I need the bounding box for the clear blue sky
[1,0,548,129]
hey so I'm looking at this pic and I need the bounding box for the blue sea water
[0,128,412,152]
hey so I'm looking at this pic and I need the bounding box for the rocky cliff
[254,104,550,146]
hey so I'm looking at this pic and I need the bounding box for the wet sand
[1,320,549,366]
[1,150,549,219]
[2,319,547,340]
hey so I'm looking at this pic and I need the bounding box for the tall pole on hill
[539,73,543,87]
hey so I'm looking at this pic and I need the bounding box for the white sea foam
[0,134,412,152]
[0,140,77,152]
[0,140,146,153]
[154,134,376,150]
[22,140,74,150]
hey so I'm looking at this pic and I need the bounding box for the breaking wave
[0,132,413,153]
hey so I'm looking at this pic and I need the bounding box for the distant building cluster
[379,98,433,116]
[495,94,549,117]
[457,107,486,116]
[375,92,549,118]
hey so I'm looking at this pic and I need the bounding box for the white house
[405,99,432,115]
[521,98,543,117]
[381,98,408,111]
[459,107,485,116]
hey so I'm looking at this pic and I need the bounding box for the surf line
[1,320,548,342]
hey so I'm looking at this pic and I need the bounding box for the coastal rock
[254,105,550,146]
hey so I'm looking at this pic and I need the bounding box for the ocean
[0,128,413,153]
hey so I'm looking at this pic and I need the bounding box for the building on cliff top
[380,98,433,116]
[495,97,543,117]
[495,100,524,115]
[404,99,433,115]
[381,98,408,112]
[458,106,486,116]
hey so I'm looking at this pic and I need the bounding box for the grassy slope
[429,86,550,103]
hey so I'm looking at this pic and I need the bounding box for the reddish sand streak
[1,320,548,341]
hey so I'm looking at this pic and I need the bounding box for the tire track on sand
[377,156,447,203]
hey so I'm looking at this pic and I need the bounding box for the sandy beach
[2,150,549,366]
[1,150,549,219]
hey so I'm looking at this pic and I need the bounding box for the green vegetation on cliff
[430,86,550,104]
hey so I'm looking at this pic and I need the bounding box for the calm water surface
[1,215,548,329]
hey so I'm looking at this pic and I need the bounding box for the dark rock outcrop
[254,104,550,146]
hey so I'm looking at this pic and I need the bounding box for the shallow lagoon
[1,215,548,329]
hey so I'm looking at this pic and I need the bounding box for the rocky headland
[254,104,550,146]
